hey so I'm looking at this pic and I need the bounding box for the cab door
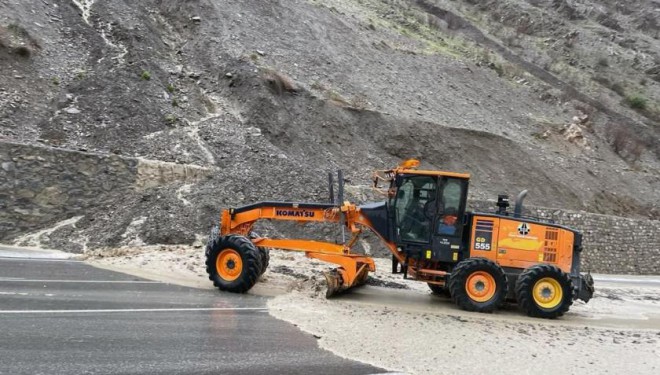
[392,175,437,244]
[431,177,469,262]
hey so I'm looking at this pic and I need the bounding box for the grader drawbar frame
[219,170,395,297]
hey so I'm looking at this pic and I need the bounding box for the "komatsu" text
[275,209,315,218]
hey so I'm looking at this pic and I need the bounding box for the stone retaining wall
[0,142,209,240]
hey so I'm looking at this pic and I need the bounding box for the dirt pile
[1,0,659,250]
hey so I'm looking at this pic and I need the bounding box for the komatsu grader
[206,160,594,319]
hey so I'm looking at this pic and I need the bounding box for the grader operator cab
[206,160,594,319]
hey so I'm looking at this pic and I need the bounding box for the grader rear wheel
[515,264,573,319]
[205,235,262,293]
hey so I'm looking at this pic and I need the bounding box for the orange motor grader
[205,160,594,318]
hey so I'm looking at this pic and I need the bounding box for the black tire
[205,225,220,257]
[448,258,508,313]
[257,247,270,275]
[205,235,262,293]
[515,264,573,319]
[428,283,451,297]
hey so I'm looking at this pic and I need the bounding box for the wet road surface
[0,247,389,375]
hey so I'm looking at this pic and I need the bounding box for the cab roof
[398,169,470,179]
[393,159,470,179]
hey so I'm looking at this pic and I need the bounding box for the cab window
[436,178,465,236]
[394,176,436,242]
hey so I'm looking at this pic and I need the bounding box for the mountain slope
[1,0,658,249]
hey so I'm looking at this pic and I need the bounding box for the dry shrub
[263,68,298,95]
[607,124,645,163]
[350,94,369,110]
[14,45,31,58]
[202,95,217,113]
[427,14,445,32]
[326,90,350,106]
[573,102,596,118]
[310,80,327,91]
[610,82,626,96]
[0,23,40,57]
[592,74,610,87]
[596,13,622,31]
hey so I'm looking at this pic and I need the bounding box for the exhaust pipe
[337,170,346,242]
[328,172,335,204]
[514,189,528,218]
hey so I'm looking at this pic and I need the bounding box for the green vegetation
[140,70,151,80]
[171,98,179,107]
[625,95,648,110]
[52,77,60,86]
[7,23,22,36]
[166,83,175,93]
[164,114,177,124]
[76,70,86,80]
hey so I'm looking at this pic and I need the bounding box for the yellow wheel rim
[465,271,496,303]
[533,277,563,309]
[216,249,242,281]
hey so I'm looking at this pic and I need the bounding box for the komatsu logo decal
[275,209,315,218]
[518,222,531,236]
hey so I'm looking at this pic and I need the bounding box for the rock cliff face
[0,0,658,254]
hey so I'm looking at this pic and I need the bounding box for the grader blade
[323,266,370,298]
[354,264,369,287]
[323,269,343,298]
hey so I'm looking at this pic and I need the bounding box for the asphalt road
[0,248,388,375]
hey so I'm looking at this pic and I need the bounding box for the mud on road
[85,245,660,375]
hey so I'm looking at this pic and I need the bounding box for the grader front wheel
[257,246,270,276]
[206,235,262,293]
[428,283,451,297]
[448,258,508,313]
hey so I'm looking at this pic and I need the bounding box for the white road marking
[0,279,160,283]
[0,307,267,314]
[593,277,660,285]
[0,257,82,263]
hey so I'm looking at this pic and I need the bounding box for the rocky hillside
[1,0,658,251]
